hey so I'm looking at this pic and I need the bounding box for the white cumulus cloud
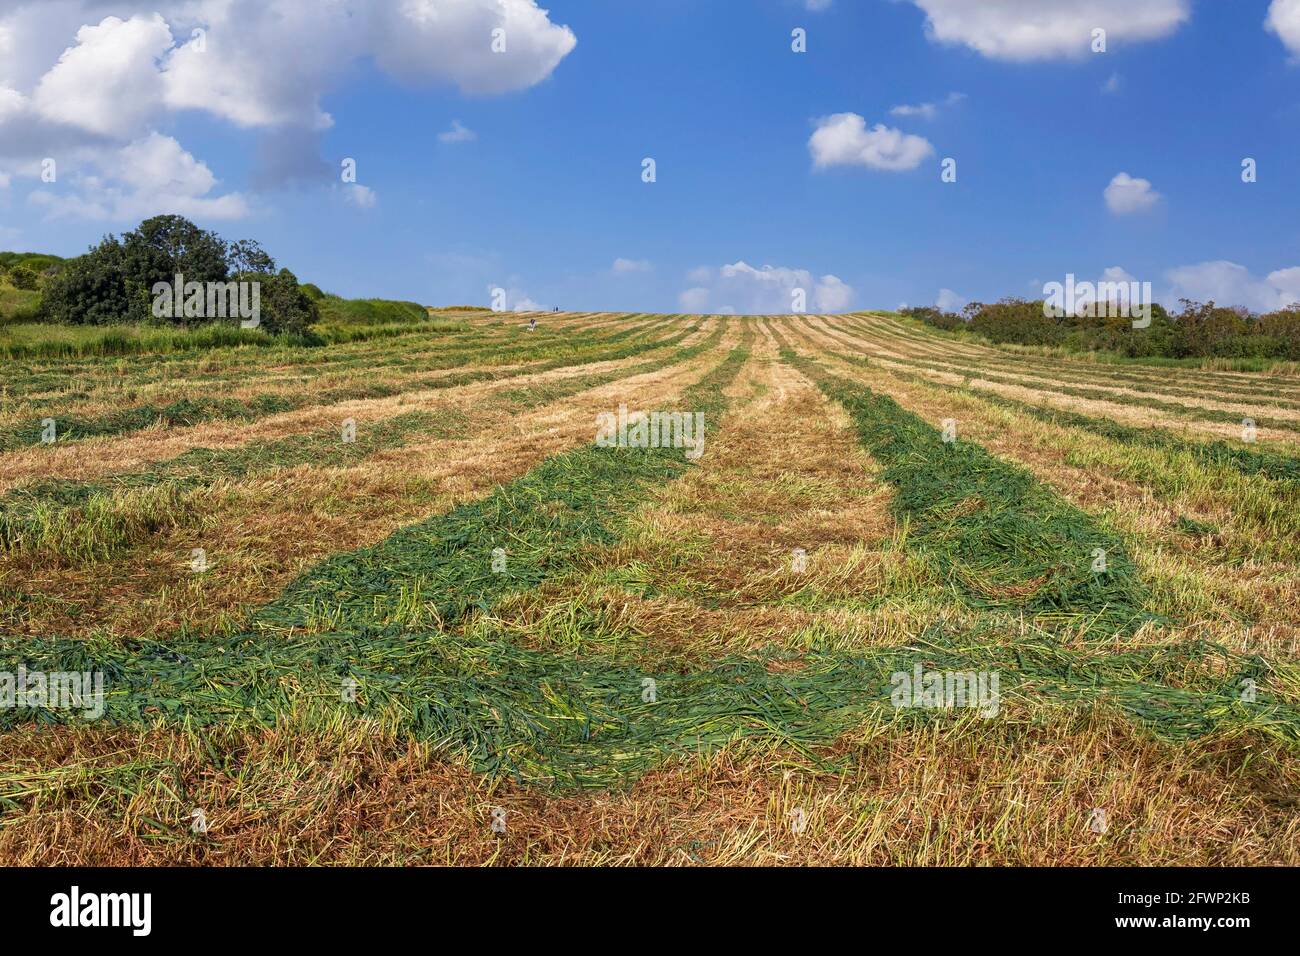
[679,261,854,314]
[32,14,171,138]
[903,0,1190,61]
[1267,0,1300,58]
[0,0,577,220]
[1166,261,1300,312]
[28,132,248,220]
[809,113,934,172]
[936,288,967,312]
[1104,172,1161,215]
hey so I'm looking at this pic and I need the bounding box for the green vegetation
[0,253,61,324]
[0,321,304,361]
[785,349,1154,637]
[6,340,1300,793]
[1,231,487,359]
[316,296,429,327]
[0,315,703,453]
[39,215,318,335]
[6,265,39,291]
[948,386,1300,482]
[0,288,42,325]
[0,322,730,568]
[4,311,1300,869]
[902,298,1300,362]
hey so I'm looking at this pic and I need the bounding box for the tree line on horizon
[902,297,1300,360]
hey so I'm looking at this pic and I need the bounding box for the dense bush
[902,297,1298,361]
[38,238,132,325]
[897,305,965,331]
[1256,307,1300,361]
[8,265,40,291]
[255,268,319,336]
[39,215,318,334]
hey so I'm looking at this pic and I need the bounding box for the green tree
[38,216,318,335]
[39,237,131,325]
[255,268,319,335]
[227,238,276,277]
[1257,307,1300,360]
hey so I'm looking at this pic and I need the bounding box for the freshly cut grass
[0,411,456,566]
[0,324,729,638]
[6,616,1298,790]
[0,315,701,453]
[4,704,1299,865]
[259,338,749,633]
[0,392,297,451]
[956,386,1300,482]
[0,321,728,574]
[256,444,692,633]
[785,349,1154,637]
[0,482,199,567]
[3,312,1299,863]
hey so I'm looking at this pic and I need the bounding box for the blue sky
[2,0,1299,313]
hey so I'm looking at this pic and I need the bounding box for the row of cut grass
[0,322,729,569]
[781,347,1156,638]
[0,315,701,450]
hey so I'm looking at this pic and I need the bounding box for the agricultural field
[0,310,1297,866]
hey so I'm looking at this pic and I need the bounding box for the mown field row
[1,312,1297,865]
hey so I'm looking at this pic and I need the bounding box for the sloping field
[2,311,1298,865]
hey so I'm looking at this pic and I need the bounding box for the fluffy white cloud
[33,14,171,138]
[936,288,967,311]
[904,0,1190,61]
[1104,172,1160,215]
[1267,0,1300,57]
[679,261,854,314]
[162,0,576,129]
[809,114,934,172]
[0,87,23,124]
[1165,261,1300,312]
[118,131,214,195]
[28,132,248,220]
[485,284,545,312]
[0,0,577,220]
[439,119,477,144]
[371,0,576,96]
[612,258,652,274]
